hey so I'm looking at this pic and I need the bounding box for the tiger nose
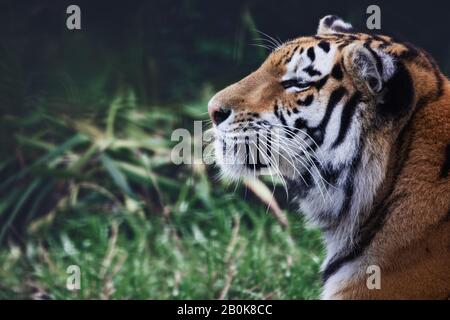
[208,100,232,126]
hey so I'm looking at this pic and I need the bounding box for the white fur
[283,45,337,82]
[321,259,365,299]
[317,15,353,35]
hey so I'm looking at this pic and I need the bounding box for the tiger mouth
[217,132,271,172]
[214,124,314,179]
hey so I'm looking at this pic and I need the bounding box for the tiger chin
[208,15,450,299]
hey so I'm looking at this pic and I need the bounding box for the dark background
[1,0,449,108]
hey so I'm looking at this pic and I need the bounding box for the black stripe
[314,86,347,134]
[371,34,390,46]
[337,143,364,218]
[284,55,293,65]
[293,117,311,137]
[422,50,444,100]
[364,42,383,77]
[256,133,261,165]
[344,34,358,41]
[331,33,346,39]
[223,139,227,158]
[332,92,361,149]
[307,47,315,61]
[443,209,450,223]
[397,41,420,61]
[288,158,316,198]
[293,117,318,148]
[318,167,357,242]
[440,143,450,178]
[340,175,355,215]
[233,137,237,156]
[294,117,307,129]
[245,136,250,165]
[377,62,414,119]
[303,65,322,77]
[266,131,272,158]
[275,104,287,126]
[293,87,346,147]
[331,63,343,80]
[333,25,353,33]
[337,42,349,51]
[318,41,330,53]
[314,75,329,91]
[322,146,366,283]
[324,15,339,27]
[318,130,359,219]
[297,94,314,106]
[280,113,287,125]
[340,57,347,73]
[320,165,341,187]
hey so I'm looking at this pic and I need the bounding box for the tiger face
[209,16,398,185]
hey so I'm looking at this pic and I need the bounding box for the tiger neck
[318,76,449,268]
[293,111,415,263]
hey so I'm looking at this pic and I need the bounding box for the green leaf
[0,134,88,192]
[106,95,122,138]
[0,179,41,244]
[100,154,136,198]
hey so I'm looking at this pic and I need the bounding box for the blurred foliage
[0,87,323,299]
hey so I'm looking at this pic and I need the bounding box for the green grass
[0,199,323,299]
[0,89,324,299]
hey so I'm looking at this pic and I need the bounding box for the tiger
[207,15,450,299]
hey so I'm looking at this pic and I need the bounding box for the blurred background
[0,0,448,299]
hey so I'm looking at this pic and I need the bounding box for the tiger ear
[342,43,396,94]
[317,15,354,35]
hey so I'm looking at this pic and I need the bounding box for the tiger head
[208,15,443,231]
[208,15,440,187]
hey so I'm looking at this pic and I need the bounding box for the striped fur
[208,16,450,299]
